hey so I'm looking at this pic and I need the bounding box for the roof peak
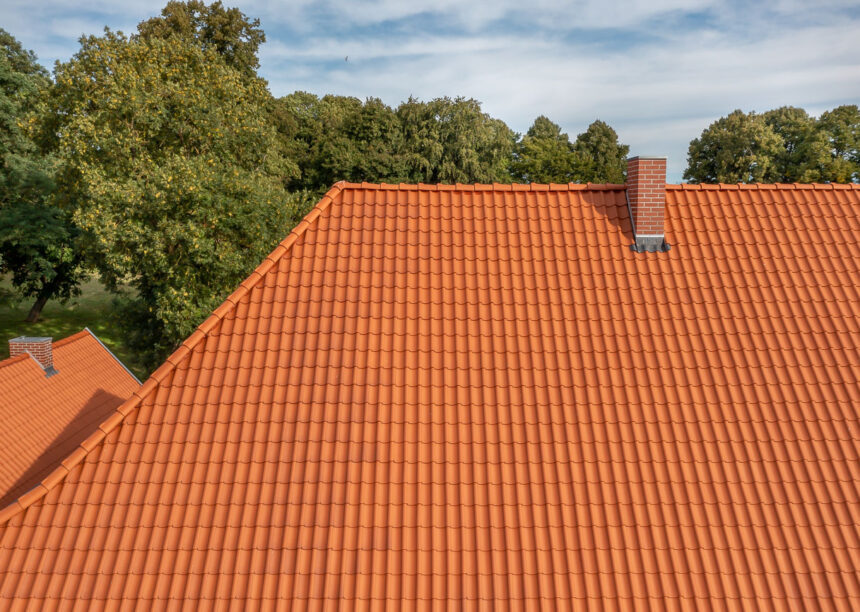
[335,181,626,191]
[667,182,860,190]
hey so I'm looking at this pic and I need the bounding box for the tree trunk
[26,295,49,323]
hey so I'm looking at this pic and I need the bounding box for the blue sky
[2,0,859,182]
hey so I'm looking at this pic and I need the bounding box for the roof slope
[0,329,140,508]
[1,182,859,610]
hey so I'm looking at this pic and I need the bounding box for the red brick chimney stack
[9,337,58,377]
[626,156,670,252]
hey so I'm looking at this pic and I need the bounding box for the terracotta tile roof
[0,329,140,508]
[1,182,859,610]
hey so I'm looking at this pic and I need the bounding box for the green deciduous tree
[397,97,515,184]
[510,116,579,183]
[0,28,87,322]
[136,0,265,77]
[279,94,516,191]
[684,110,783,183]
[762,106,831,182]
[40,30,295,366]
[818,104,860,183]
[572,120,629,183]
[277,92,408,193]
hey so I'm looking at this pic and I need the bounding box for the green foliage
[684,110,784,183]
[0,29,48,79]
[41,30,295,366]
[278,92,408,193]
[0,28,86,321]
[818,105,860,182]
[572,120,630,183]
[397,97,515,184]
[136,0,265,77]
[686,106,860,184]
[279,94,516,192]
[510,116,579,183]
[0,203,85,320]
[762,107,831,182]
[0,28,49,200]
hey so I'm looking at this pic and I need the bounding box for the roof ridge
[48,329,91,349]
[667,182,860,190]
[0,329,91,372]
[83,328,141,385]
[337,181,627,191]
[0,352,32,371]
[0,183,347,526]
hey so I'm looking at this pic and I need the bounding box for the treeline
[279,95,630,192]
[685,107,859,184]
[1,1,858,370]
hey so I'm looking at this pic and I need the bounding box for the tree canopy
[397,97,516,184]
[278,94,517,193]
[572,120,630,183]
[510,116,579,183]
[685,107,860,183]
[684,110,783,183]
[41,29,295,365]
[762,107,831,182]
[0,28,86,322]
[136,0,265,77]
[277,93,408,193]
[818,105,860,183]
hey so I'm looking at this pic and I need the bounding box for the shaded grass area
[0,277,146,380]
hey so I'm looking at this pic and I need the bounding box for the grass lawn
[0,277,146,380]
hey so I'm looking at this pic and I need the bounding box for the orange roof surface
[1,182,859,610]
[0,329,140,508]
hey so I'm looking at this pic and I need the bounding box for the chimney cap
[626,155,667,161]
[10,336,52,343]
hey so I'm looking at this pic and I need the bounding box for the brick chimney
[626,156,670,253]
[9,337,58,377]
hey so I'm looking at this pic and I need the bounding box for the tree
[277,93,408,194]
[0,28,49,203]
[762,107,831,182]
[572,120,629,183]
[684,110,783,183]
[510,116,579,183]
[0,204,84,322]
[0,28,87,322]
[40,30,295,366]
[818,105,860,183]
[136,0,265,77]
[397,97,515,184]
[279,94,515,190]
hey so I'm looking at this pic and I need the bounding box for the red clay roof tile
[1,182,859,610]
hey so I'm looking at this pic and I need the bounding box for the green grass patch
[0,277,146,380]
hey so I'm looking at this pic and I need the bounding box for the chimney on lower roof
[9,336,58,377]
[626,156,670,253]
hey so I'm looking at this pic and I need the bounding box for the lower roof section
[0,329,140,508]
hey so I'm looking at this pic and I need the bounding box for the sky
[2,0,859,182]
